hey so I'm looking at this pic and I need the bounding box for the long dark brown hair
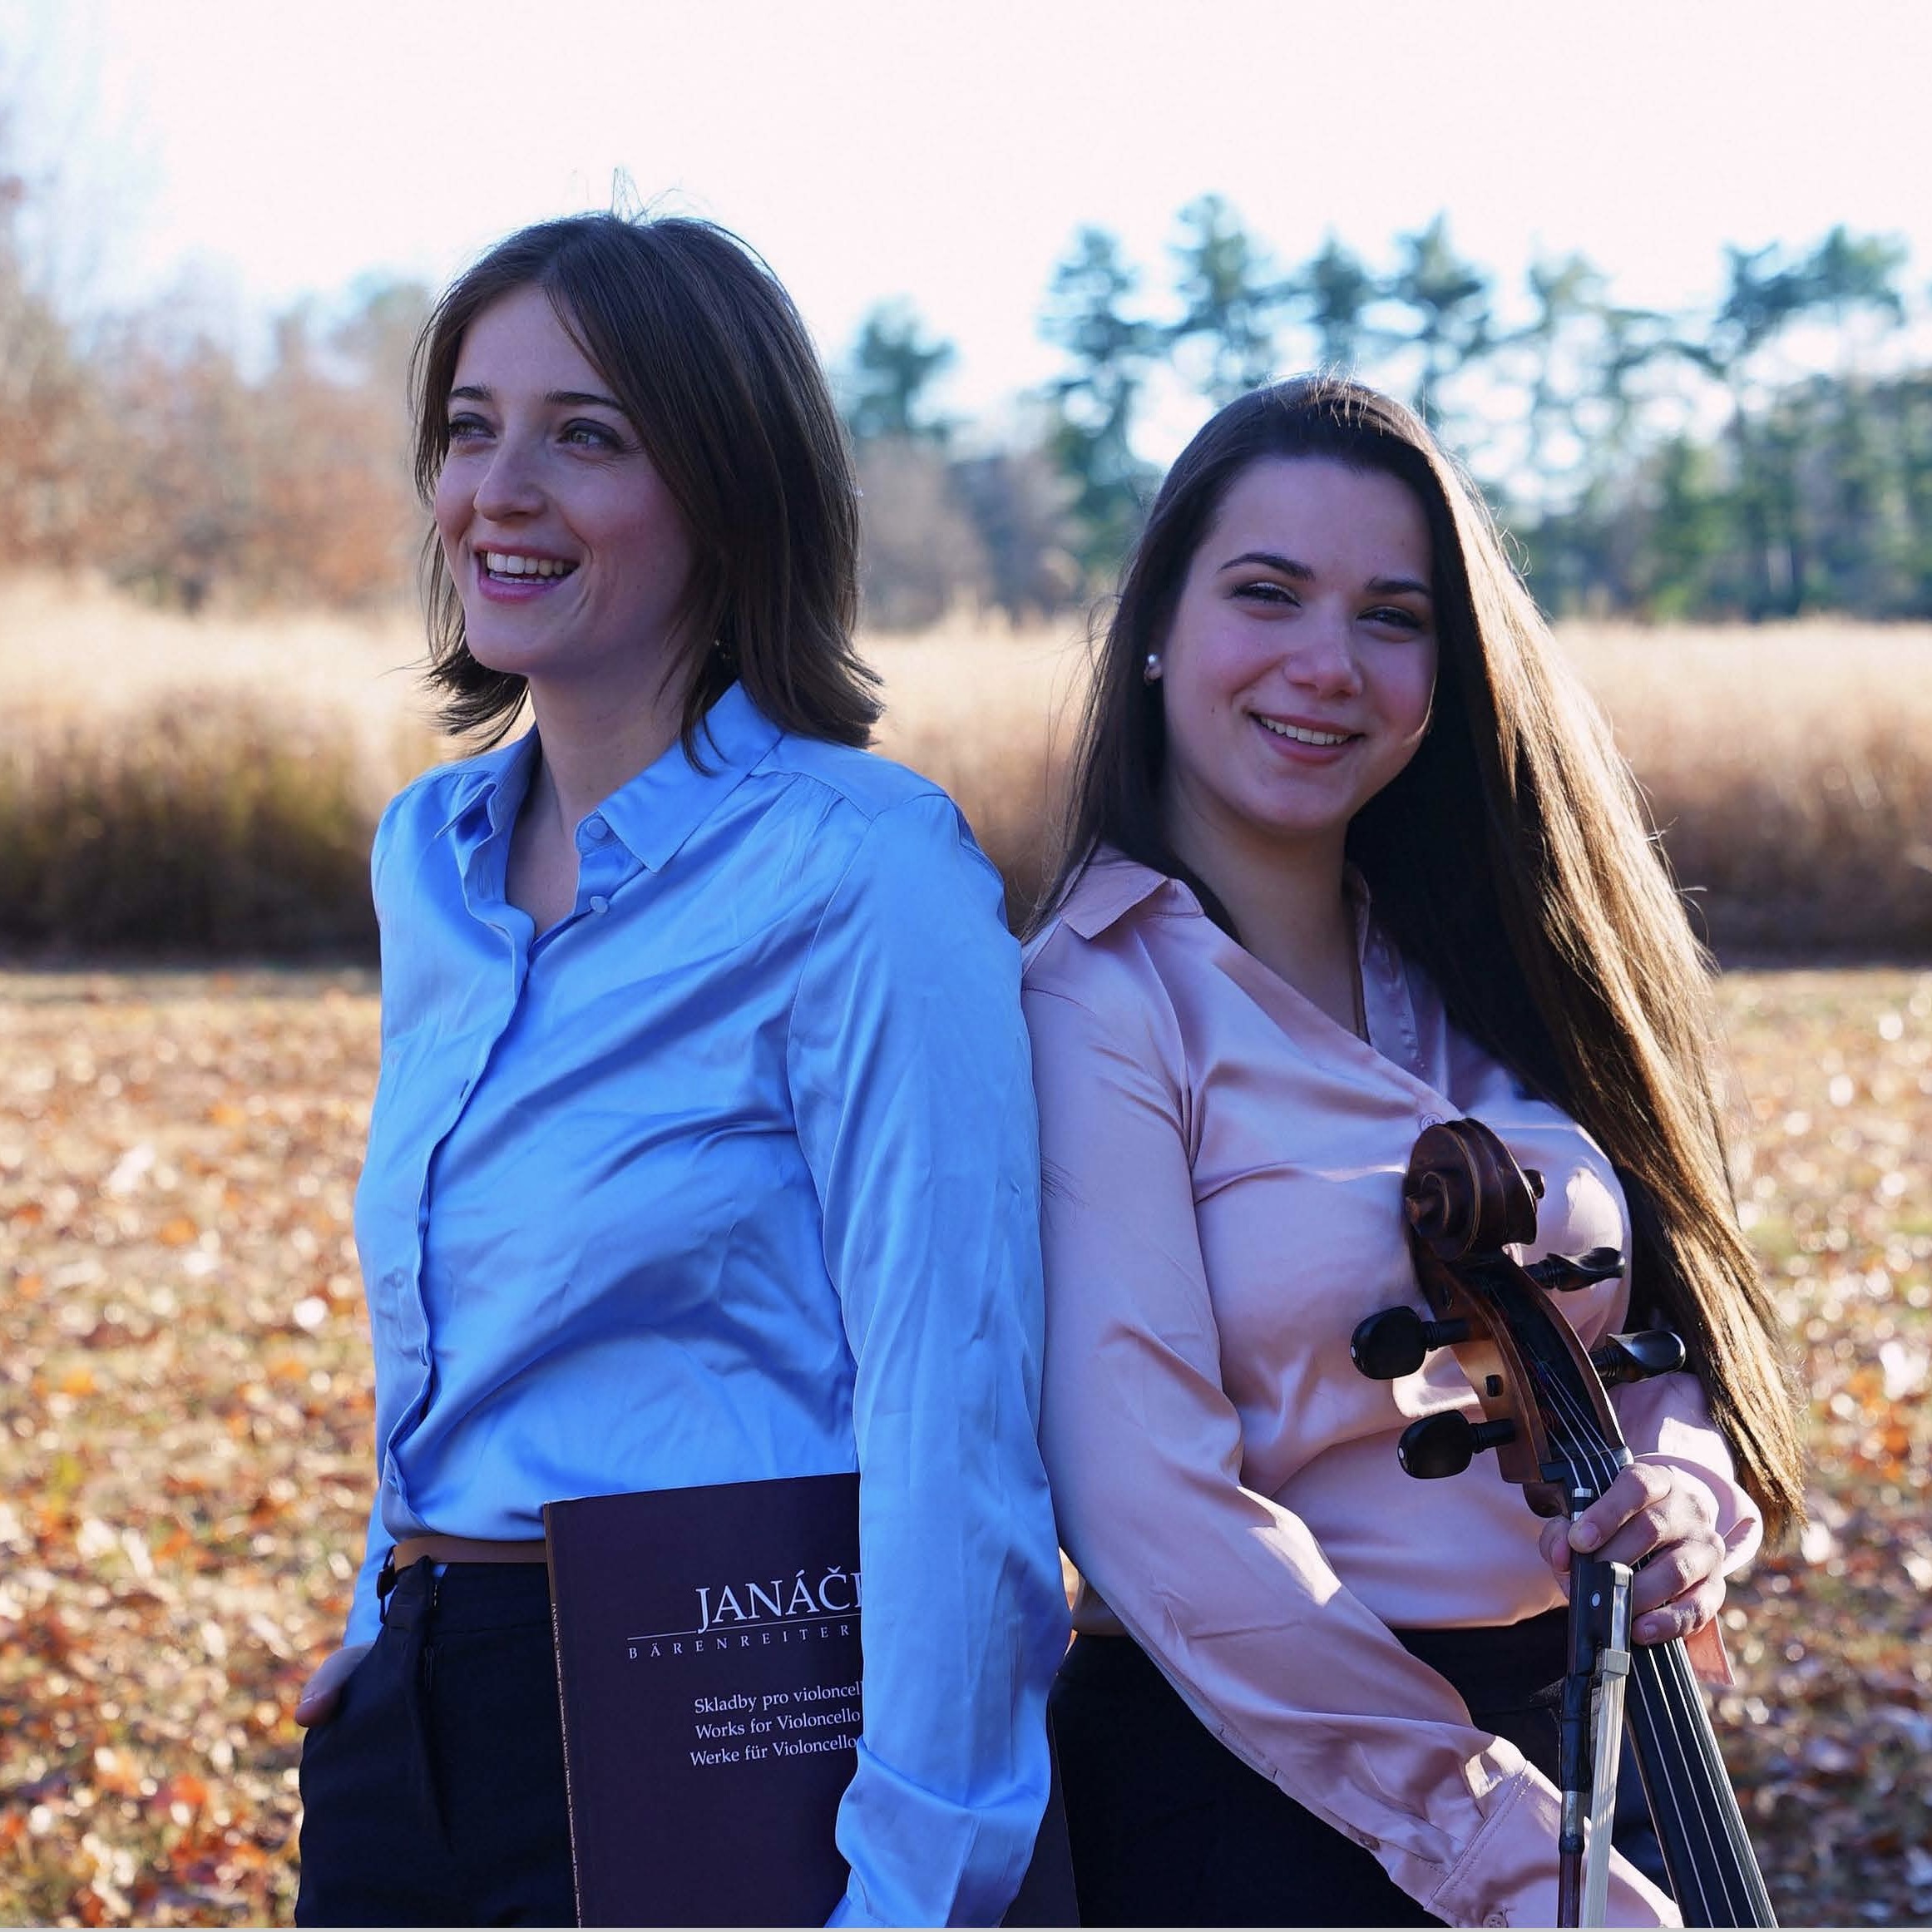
[411,211,877,754]
[1035,376,1803,1538]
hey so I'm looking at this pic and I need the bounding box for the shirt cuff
[1422,1763,1682,1927]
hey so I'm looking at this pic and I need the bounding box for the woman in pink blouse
[1022,378,1801,1928]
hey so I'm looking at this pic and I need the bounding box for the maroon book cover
[544,1475,1076,1927]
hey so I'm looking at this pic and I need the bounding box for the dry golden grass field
[4,576,1932,956]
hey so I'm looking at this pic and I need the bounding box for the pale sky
[7,0,1931,452]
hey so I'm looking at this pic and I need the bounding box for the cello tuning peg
[1525,1245,1624,1293]
[1350,1307,1471,1381]
[1396,1411,1516,1480]
[1522,1167,1546,1201]
[1588,1329,1687,1387]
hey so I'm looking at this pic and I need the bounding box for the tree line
[2,156,427,614]
[4,156,1928,629]
[849,200,1932,627]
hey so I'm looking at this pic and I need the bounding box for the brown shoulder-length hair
[410,211,877,754]
[1035,375,1804,1539]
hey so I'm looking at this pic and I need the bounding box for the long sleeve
[787,794,1067,1928]
[1025,962,1678,1930]
[343,797,406,1653]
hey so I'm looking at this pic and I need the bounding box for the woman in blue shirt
[290,212,1066,1926]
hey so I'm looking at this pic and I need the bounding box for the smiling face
[433,283,695,695]
[1154,455,1439,884]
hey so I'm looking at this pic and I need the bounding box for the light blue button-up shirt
[348,682,1066,1925]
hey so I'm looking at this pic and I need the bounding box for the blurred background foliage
[848,199,1932,630]
[7,131,1932,631]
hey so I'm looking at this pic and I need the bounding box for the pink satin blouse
[1022,854,1762,1929]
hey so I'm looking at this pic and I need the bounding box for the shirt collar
[438,734,537,851]
[1051,847,1425,1075]
[595,682,783,872]
[436,681,783,873]
[1049,849,1193,940]
[1050,845,1376,946]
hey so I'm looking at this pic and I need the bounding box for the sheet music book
[544,1474,1075,1927]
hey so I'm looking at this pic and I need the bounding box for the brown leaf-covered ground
[0,968,1927,1925]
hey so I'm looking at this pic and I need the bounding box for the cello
[1351,1117,1776,1927]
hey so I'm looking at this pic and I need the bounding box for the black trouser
[295,1559,576,1927]
[1050,1609,1668,1928]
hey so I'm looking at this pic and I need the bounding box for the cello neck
[1623,1636,1776,1926]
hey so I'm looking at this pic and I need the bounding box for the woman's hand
[294,1642,373,1727]
[1539,1459,1727,1648]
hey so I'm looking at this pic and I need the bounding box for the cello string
[1651,1631,1766,1915]
[1545,1370,1762,1918]
[1500,1343,1673,1914]
[1559,1371,1765,1920]
[1562,1417,1731,1920]
[1541,1364,1739,1920]
[1535,1365,1722,1918]
[1528,1341,1738,1920]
